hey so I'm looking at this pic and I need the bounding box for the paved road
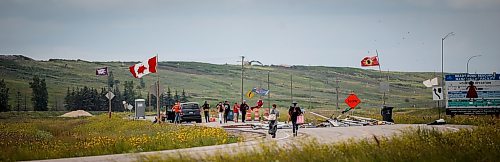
[32,123,469,162]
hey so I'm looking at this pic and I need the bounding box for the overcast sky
[0,0,499,73]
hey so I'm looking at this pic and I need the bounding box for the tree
[0,79,9,112]
[123,81,136,105]
[140,78,146,89]
[164,87,174,109]
[112,86,124,112]
[174,89,180,102]
[29,76,48,111]
[108,71,115,88]
[181,89,189,102]
[16,90,21,111]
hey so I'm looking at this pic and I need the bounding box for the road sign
[106,92,115,100]
[246,90,255,99]
[344,93,361,109]
[379,82,389,92]
[432,87,443,100]
[445,74,500,115]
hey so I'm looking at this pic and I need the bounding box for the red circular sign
[345,94,361,108]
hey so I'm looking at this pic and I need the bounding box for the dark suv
[180,102,202,123]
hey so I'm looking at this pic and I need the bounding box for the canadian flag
[129,56,157,78]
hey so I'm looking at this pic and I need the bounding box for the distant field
[1,55,436,111]
[0,112,238,161]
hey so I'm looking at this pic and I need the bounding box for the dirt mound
[60,110,93,117]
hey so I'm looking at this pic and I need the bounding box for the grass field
[1,55,436,111]
[0,112,239,161]
[143,123,500,162]
[142,109,500,162]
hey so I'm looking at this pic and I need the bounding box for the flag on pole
[361,56,380,67]
[252,87,269,96]
[129,56,158,78]
[96,67,109,76]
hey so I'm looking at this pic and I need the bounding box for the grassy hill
[0,55,437,110]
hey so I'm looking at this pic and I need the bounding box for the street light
[441,32,455,85]
[440,32,455,118]
[466,55,482,81]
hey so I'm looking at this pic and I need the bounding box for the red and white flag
[129,56,157,78]
[361,56,380,67]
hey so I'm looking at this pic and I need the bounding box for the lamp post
[466,55,482,80]
[441,32,455,114]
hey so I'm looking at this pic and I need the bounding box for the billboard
[445,73,500,115]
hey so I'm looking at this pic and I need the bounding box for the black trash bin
[381,106,394,122]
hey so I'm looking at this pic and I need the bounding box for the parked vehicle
[180,102,202,123]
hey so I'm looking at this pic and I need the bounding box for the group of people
[201,99,303,138]
[201,100,251,124]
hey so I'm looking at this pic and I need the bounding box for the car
[180,102,202,123]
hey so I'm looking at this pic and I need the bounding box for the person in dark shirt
[202,101,210,123]
[288,101,302,137]
[240,100,249,123]
[223,101,231,123]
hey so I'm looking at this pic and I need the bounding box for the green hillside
[0,55,437,110]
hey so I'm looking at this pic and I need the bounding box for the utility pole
[290,74,293,103]
[267,71,270,109]
[241,56,245,104]
[335,78,340,109]
[441,32,455,119]
[309,77,312,109]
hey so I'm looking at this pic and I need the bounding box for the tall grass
[142,123,500,162]
[0,113,239,161]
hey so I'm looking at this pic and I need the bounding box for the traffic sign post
[106,91,115,118]
[433,87,444,101]
[345,93,361,109]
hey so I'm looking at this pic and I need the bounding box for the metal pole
[290,74,293,102]
[336,78,339,109]
[157,54,160,124]
[309,77,312,109]
[241,56,244,104]
[466,55,482,81]
[441,32,455,119]
[376,50,385,106]
[268,71,270,109]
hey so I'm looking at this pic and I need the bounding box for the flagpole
[156,54,160,124]
[376,50,386,106]
[267,71,270,109]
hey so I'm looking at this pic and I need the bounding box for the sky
[0,0,499,73]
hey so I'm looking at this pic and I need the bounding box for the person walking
[223,101,231,123]
[172,101,181,124]
[217,102,223,124]
[240,100,249,123]
[288,101,302,137]
[202,101,210,123]
[268,104,280,138]
[233,102,240,123]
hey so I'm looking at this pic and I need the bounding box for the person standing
[223,101,231,123]
[268,104,280,138]
[288,101,302,137]
[202,101,210,123]
[217,102,223,124]
[240,100,249,123]
[233,102,240,123]
[172,101,181,124]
